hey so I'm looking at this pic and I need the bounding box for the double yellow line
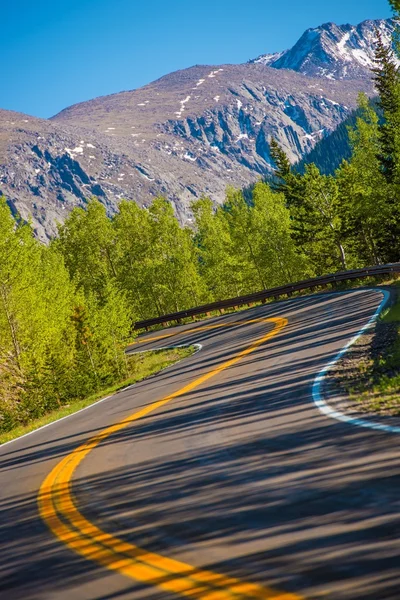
[38,316,302,599]
[133,317,287,345]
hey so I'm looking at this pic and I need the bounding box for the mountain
[296,117,354,175]
[296,97,383,175]
[0,18,389,240]
[295,109,359,175]
[252,18,396,80]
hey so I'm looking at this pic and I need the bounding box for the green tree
[270,140,348,273]
[250,182,311,285]
[337,94,388,265]
[146,198,206,314]
[193,186,309,299]
[223,187,266,291]
[269,137,305,206]
[114,198,207,317]
[0,198,77,426]
[55,199,118,299]
[84,282,131,384]
[113,201,157,318]
[192,197,246,299]
[372,28,400,182]
[300,164,347,271]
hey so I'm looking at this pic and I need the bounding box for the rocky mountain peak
[252,18,396,80]
[0,17,390,239]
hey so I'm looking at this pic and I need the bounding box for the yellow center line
[134,317,279,344]
[38,316,303,599]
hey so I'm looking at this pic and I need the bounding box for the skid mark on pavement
[38,316,302,599]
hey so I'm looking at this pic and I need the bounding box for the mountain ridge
[251,18,395,79]
[0,17,392,239]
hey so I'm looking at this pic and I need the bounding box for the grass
[0,346,195,446]
[343,288,400,415]
[381,301,400,323]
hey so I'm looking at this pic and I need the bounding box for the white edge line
[0,343,202,450]
[312,289,400,434]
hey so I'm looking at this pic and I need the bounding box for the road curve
[0,289,399,600]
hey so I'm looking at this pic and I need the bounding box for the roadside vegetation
[1,0,400,433]
[0,346,194,444]
[332,287,400,415]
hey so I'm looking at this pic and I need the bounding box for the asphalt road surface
[0,289,399,600]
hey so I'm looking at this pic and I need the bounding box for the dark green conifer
[372,29,399,182]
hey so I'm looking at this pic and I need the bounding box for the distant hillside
[297,99,380,174]
[0,18,391,239]
[296,112,356,174]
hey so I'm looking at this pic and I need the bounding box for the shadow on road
[0,290,399,599]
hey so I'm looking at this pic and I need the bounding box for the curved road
[0,290,399,599]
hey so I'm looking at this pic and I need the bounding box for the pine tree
[372,29,400,182]
[368,21,400,261]
[269,137,305,207]
[269,138,292,183]
[300,164,348,271]
[388,2,400,57]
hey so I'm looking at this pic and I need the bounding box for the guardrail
[133,263,400,331]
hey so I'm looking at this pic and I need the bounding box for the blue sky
[3,0,392,119]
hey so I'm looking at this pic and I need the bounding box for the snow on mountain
[252,18,397,80]
[0,17,391,238]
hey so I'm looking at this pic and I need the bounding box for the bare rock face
[0,18,388,240]
[252,18,396,80]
